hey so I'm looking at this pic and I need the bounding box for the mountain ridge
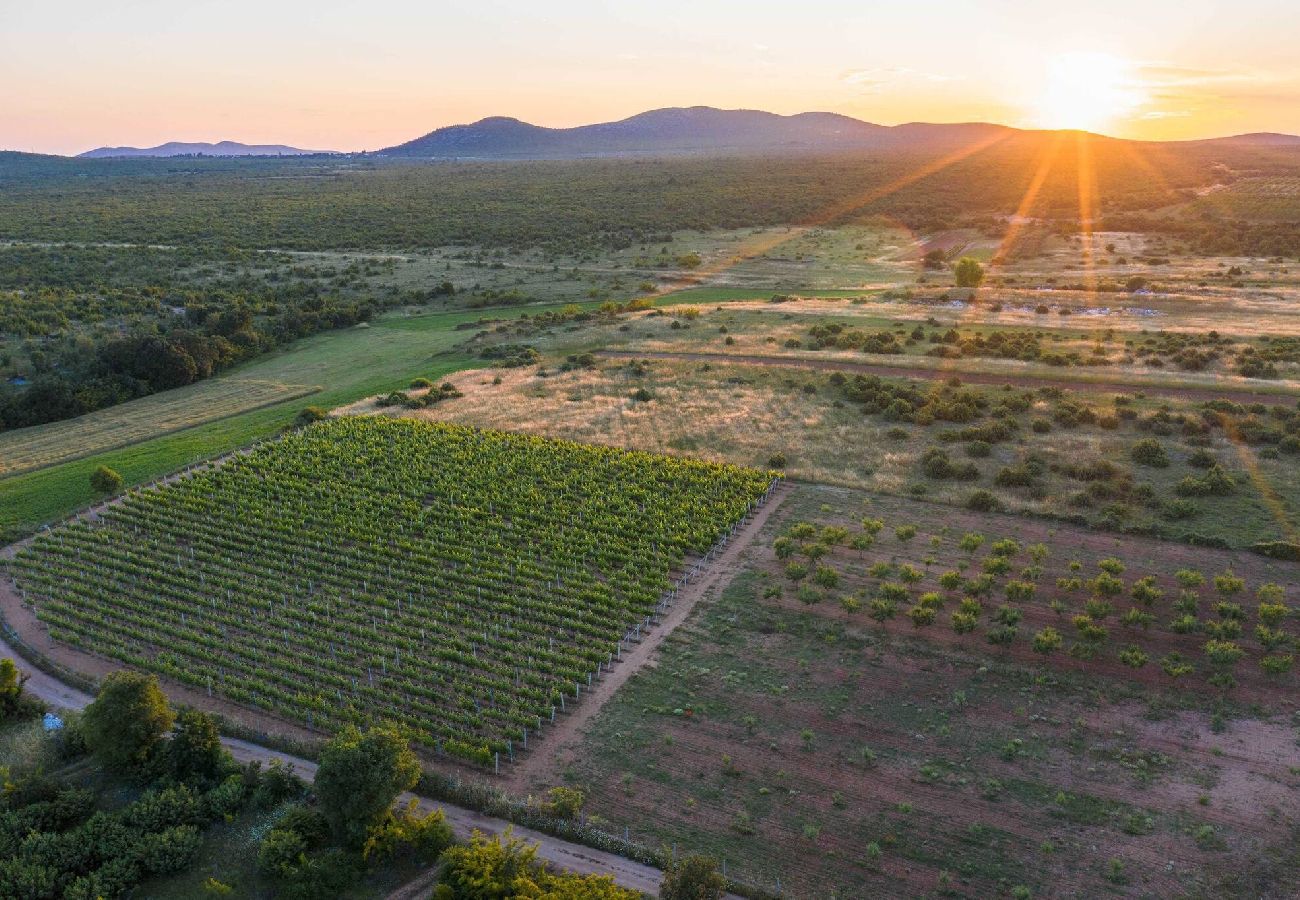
[78,140,331,159]
[379,106,1018,158]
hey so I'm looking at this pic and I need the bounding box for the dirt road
[597,349,1296,405]
[506,481,792,791]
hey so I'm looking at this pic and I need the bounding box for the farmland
[540,485,1300,898]
[8,418,774,766]
[0,376,319,477]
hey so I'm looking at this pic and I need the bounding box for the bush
[294,405,328,426]
[631,388,653,402]
[1252,541,1300,561]
[967,490,999,512]
[89,465,124,495]
[660,853,727,900]
[768,452,787,469]
[1130,438,1170,467]
[1176,464,1235,496]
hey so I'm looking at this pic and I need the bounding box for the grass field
[543,484,1300,899]
[9,418,771,765]
[0,301,600,538]
[0,377,320,477]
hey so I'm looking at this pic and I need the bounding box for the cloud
[1140,109,1193,120]
[840,66,962,93]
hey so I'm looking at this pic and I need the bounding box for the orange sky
[3,1,1298,155]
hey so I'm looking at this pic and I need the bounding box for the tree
[440,829,636,900]
[954,257,985,288]
[660,854,726,900]
[164,709,225,783]
[314,725,420,848]
[0,657,32,721]
[90,465,124,495]
[82,670,175,771]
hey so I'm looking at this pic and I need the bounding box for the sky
[3,0,1299,155]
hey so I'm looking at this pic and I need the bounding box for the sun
[1030,52,1147,133]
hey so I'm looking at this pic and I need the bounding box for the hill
[78,140,329,158]
[380,106,1014,158]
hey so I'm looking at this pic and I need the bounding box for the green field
[10,418,772,764]
[0,377,321,477]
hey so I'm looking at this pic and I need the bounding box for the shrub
[294,405,329,427]
[1161,652,1195,677]
[89,465,124,495]
[813,566,840,588]
[1252,541,1300,560]
[895,524,917,541]
[967,490,999,512]
[1004,580,1036,602]
[1119,646,1149,668]
[1130,438,1170,467]
[907,605,936,627]
[1176,464,1235,496]
[661,855,727,900]
[1032,627,1063,654]
[951,611,978,634]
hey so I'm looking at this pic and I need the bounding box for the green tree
[0,657,32,721]
[82,670,175,771]
[89,464,124,495]
[660,853,727,900]
[314,725,420,848]
[164,709,226,783]
[953,257,985,288]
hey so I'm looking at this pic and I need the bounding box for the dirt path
[505,481,793,793]
[0,633,722,898]
[597,349,1297,405]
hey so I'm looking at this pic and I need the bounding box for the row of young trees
[773,517,1296,686]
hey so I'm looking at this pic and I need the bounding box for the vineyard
[7,418,774,766]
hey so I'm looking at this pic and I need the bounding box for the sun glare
[1030,52,1146,133]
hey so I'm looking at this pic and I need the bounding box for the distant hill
[78,141,330,159]
[380,106,1014,159]
[1194,132,1300,147]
